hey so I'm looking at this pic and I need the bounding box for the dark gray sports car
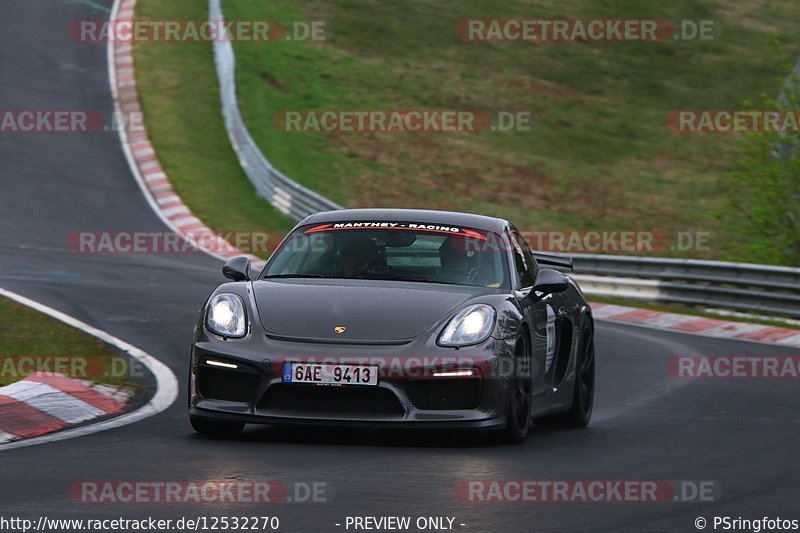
[189,208,595,443]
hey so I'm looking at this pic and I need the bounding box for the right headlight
[438,304,496,347]
[206,293,247,338]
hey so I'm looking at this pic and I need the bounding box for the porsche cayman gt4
[189,208,595,444]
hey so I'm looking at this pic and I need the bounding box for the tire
[534,320,595,429]
[190,416,245,436]
[500,334,532,444]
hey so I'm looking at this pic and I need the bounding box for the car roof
[302,208,510,233]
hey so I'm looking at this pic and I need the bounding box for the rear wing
[533,252,574,272]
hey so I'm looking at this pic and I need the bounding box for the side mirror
[532,268,568,299]
[222,256,251,281]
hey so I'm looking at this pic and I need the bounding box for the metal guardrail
[210,0,341,221]
[571,255,800,319]
[209,0,800,319]
[572,254,800,291]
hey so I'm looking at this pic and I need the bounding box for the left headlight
[438,304,496,347]
[206,294,247,338]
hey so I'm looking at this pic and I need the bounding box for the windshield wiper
[262,273,327,279]
[390,278,462,286]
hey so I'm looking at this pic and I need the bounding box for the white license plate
[282,362,379,386]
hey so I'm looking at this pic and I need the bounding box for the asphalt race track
[1,1,799,531]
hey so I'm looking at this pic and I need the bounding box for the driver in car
[337,236,383,278]
[436,236,501,287]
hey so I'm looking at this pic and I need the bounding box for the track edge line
[0,287,178,451]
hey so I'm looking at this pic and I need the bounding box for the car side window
[510,231,535,288]
[518,234,539,279]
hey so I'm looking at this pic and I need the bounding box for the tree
[723,76,800,266]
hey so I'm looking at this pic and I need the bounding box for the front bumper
[189,330,515,430]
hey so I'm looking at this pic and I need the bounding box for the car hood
[253,279,479,343]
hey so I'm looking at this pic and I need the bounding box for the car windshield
[262,223,509,288]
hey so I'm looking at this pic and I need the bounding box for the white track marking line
[0,287,178,452]
[589,304,631,319]
[639,313,699,328]
[701,322,770,338]
[107,0,251,266]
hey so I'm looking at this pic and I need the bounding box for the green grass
[0,297,134,388]
[134,0,800,263]
[133,0,295,241]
